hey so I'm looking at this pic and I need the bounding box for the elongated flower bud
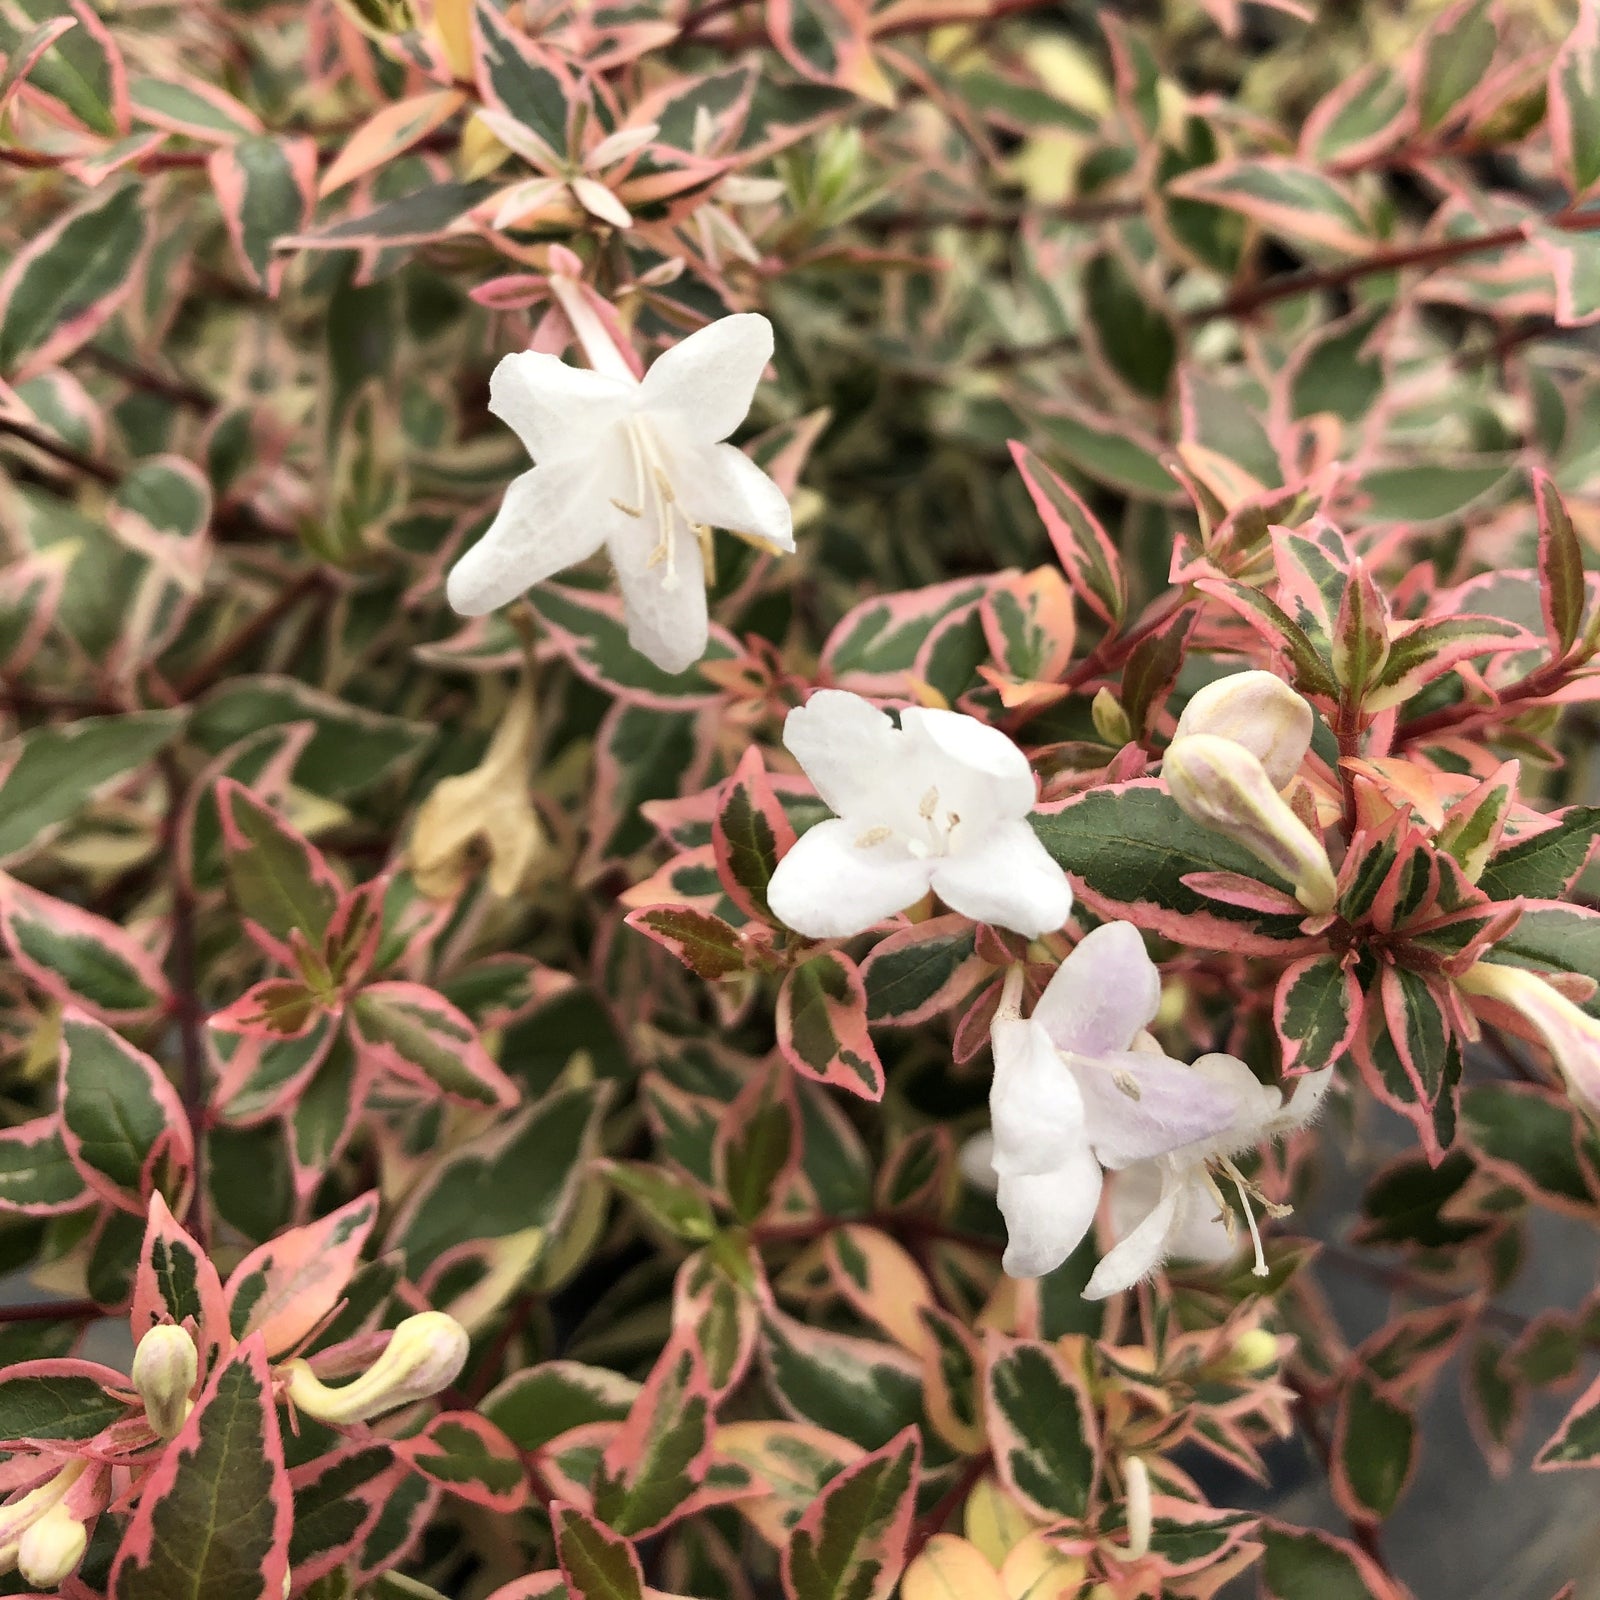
[284,1312,469,1425]
[0,1460,88,1579]
[1172,671,1312,791]
[17,1503,87,1588]
[1460,961,1600,1113]
[1165,734,1337,914]
[132,1324,198,1440]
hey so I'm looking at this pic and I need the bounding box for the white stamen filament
[622,421,713,591]
[1220,1157,1270,1277]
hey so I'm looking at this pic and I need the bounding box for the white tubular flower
[17,1503,88,1588]
[447,313,794,674]
[131,1324,198,1440]
[283,1312,469,1426]
[0,1460,88,1581]
[1172,670,1312,791]
[1164,734,1337,915]
[1459,961,1600,1114]
[1087,1058,1332,1300]
[765,689,1073,940]
[984,924,1240,1280]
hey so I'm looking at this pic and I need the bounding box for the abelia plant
[3,1,1600,1597]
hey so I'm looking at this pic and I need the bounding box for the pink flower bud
[132,1324,198,1440]
[1172,671,1313,791]
[284,1312,469,1425]
[1164,734,1337,914]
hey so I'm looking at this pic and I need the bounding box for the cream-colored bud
[1165,734,1337,915]
[132,1324,198,1440]
[1228,1327,1281,1374]
[1091,687,1133,747]
[1173,671,1312,791]
[17,1504,87,1587]
[1460,962,1600,1115]
[284,1312,469,1425]
[0,1460,86,1572]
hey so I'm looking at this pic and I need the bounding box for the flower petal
[609,521,710,673]
[1032,922,1161,1056]
[447,459,613,616]
[930,819,1072,937]
[989,1018,1086,1177]
[781,690,905,819]
[488,351,636,463]
[1071,1050,1240,1169]
[638,312,773,443]
[766,817,933,939]
[997,1141,1102,1279]
[1085,1162,1184,1298]
[900,707,1038,820]
[669,439,794,552]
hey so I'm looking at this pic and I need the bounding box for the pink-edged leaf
[1552,0,1600,204]
[215,777,342,964]
[858,915,984,1029]
[0,1357,131,1443]
[714,1062,800,1225]
[208,135,317,296]
[528,583,742,708]
[471,0,573,151]
[287,1443,405,1589]
[1008,440,1123,625]
[1121,602,1198,735]
[1033,780,1320,956]
[224,1190,379,1358]
[1536,1365,1600,1469]
[1195,577,1339,699]
[625,905,748,981]
[0,1116,92,1217]
[1259,1521,1406,1600]
[0,181,147,382]
[178,721,313,892]
[823,1226,934,1355]
[110,1337,292,1600]
[210,977,325,1040]
[1368,613,1540,711]
[1436,760,1520,884]
[320,89,468,196]
[1301,64,1411,166]
[0,876,167,1021]
[780,1424,920,1600]
[1535,470,1588,658]
[8,0,126,137]
[58,1009,192,1216]
[128,73,262,142]
[131,1192,230,1379]
[1331,1371,1417,1522]
[1181,871,1305,916]
[981,564,1078,688]
[0,16,78,121]
[395,1411,529,1510]
[1358,1301,1475,1404]
[777,950,886,1102]
[552,1501,647,1600]
[1274,953,1361,1075]
[983,1334,1099,1521]
[672,1248,759,1399]
[1413,0,1498,132]
[713,746,797,922]
[348,979,519,1108]
[1169,158,1376,256]
[592,1334,716,1537]
[820,574,993,690]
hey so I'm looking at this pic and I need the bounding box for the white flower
[985,923,1242,1279]
[1459,960,1600,1114]
[447,313,794,674]
[764,689,1073,940]
[1087,1056,1332,1300]
[1172,670,1312,791]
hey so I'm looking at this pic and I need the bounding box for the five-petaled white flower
[765,688,1073,940]
[447,312,793,674]
[985,922,1244,1281]
[1090,1055,1331,1299]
